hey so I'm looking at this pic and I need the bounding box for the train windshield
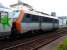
[12,10,20,18]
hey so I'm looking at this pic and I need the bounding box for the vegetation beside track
[56,38,67,50]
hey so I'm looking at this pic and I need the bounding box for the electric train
[0,6,59,38]
[10,7,59,38]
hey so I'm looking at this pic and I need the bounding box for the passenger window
[42,17,48,22]
[32,15,39,22]
[55,19,58,23]
[0,13,1,23]
[22,14,40,23]
[22,13,32,23]
[42,17,54,23]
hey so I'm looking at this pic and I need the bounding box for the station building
[58,16,67,28]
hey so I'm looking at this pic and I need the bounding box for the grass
[56,38,67,50]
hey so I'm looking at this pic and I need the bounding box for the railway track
[0,28,67,50]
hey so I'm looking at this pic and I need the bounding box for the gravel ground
[38,35,67,50]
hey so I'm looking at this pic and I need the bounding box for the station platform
[38,35,67,50]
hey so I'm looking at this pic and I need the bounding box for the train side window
[49,18,53,23]
[42,17,54,23]
[54,19,56,23]
[0,13,1,23]
[42,17,48,22]
[52,19,55,23]
[22,13,32,23]
[32,15,39,22]
[55,19,58,23]
[42,17,45,22]
[52,19,59,23]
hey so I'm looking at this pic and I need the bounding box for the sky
[0,0,67,16]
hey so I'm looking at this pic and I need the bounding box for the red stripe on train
[16,7,24,33]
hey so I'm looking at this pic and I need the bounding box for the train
[0,5,59,38]
[10,7,59,38]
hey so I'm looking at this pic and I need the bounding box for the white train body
[11,7,59,34]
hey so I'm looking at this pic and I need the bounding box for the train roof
[20,6,58,19]
[24,5,58,19]
[24,10,58,19]
[12,5,58,19]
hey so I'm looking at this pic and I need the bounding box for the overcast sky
[0,0,67,16]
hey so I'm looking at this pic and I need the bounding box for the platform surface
[38,35,67,50]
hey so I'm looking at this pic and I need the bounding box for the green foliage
[63,38,67,46]
[56,38,67,50]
